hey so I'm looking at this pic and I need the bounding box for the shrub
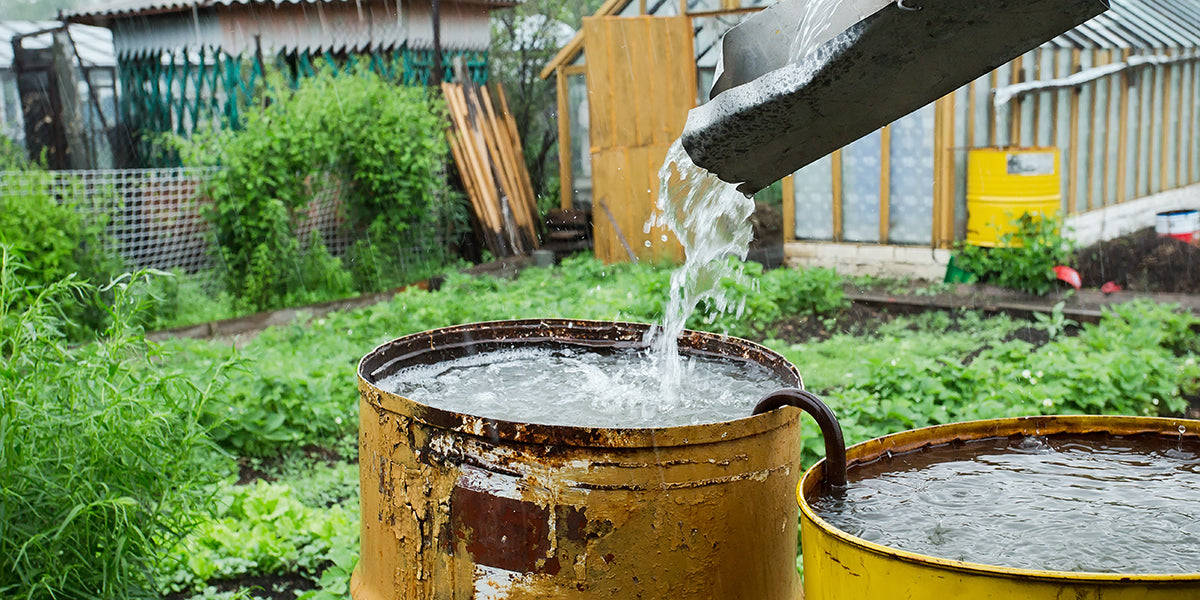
[0,247,232,599]
[173,65,460,311]
[0,170,124,335]
[955,213,1075,295]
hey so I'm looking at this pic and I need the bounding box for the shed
[1,21,117,165]
[65,0,517,165]
[543,0,1200,271]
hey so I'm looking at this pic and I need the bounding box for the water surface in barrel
[810,432,1200,574]
[378,345,789,428]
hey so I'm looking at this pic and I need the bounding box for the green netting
[117,46,488,166]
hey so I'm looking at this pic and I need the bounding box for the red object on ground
[1053,265,1082,290]
[1100,281,1123,294]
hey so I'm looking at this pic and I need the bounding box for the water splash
[788,0,848,63]
[646,139,755,402]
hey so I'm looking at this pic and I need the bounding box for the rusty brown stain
[561,505,589,542]
[451,486,561,575]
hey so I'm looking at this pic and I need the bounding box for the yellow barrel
[354,319,804,600]
[966,147,1062,247]
[799,415,1200,599]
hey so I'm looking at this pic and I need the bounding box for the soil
[236,444,350,486]
[771,303,901,344]
[1075,228,1200,294]
[164,573,317,600]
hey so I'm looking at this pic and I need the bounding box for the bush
[955,213,1075,295]
[0,170,124,335]
[173,65,461,311]
[0,247,231,599]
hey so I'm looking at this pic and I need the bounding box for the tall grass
[0,246,233,599]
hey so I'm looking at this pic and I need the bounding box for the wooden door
[583,15,696,263]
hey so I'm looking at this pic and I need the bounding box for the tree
[489,0,601,212]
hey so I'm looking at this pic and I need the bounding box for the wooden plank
[782,175,795,244]
[476,86,523,235]
[664,16,697,135]
[625,18,655,147]
[638,17,667,145]
[1010,54,1023,146]
[1067,49,1081,214]
[1085,50,1103,210]
[934,96,956,247]
[879,125,891,244]
[1181,58,1190,185]
[444,84,495,230]
[608,22,640,148]
[556,66,573,210]
[1098,50,1113,207]
[1116,49,1130,205]
[591,150,615,263]
[1160,55,1172,191]
[496,84,539,230]
[1031,49,1041,144]
[461,84,514,240]
[966,75,976,149]
[989,69,999,145]
[831,149,843,242]
[583,17,615,152]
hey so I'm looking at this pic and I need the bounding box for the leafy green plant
[1032,301,1077,340]
[160,481,358,598]
[171,65,459,311]
[955,213,1075,295]
[0,170,124,334]
[0,246,233,599]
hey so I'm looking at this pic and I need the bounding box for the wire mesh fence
[0,167,353,275]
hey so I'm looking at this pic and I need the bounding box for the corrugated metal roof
[1050,0,1200,49]
[0,21,116,69]
[66,0,516,23]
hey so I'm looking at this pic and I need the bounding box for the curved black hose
[753,388,847,488]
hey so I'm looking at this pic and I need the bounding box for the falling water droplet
[644,240,652,248]
[660,234,668,242]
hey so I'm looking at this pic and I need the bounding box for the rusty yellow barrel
[799,415,1200,599]
[966,147,1062,247]
[354,319,804,600]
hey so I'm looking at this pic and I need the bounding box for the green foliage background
[173,66,462,311]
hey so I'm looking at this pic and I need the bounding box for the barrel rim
[799,415,1200,583]
[357,318,804,448]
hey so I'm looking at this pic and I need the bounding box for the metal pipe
[993,50,1200,147]
[753,388,846,488]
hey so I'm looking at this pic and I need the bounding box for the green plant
[171,65,459,311]
[955,213,1075,295]
[0,170,124,334]
[159,481,358,598]
[0,246,233,599]
[0,134,33,170]
[1032,301,1077,340]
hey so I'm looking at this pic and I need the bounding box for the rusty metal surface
[353,319,806,600]
[754,389,845,488]
[798,415,1200,597]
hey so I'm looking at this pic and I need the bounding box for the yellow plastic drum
[799,416,1200,599]
[966,148,1062,247]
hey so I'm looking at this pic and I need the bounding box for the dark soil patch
[236,444,350,485]
[1075,228,1200,294]
[164,573,317,600]
[771,304,900,344]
